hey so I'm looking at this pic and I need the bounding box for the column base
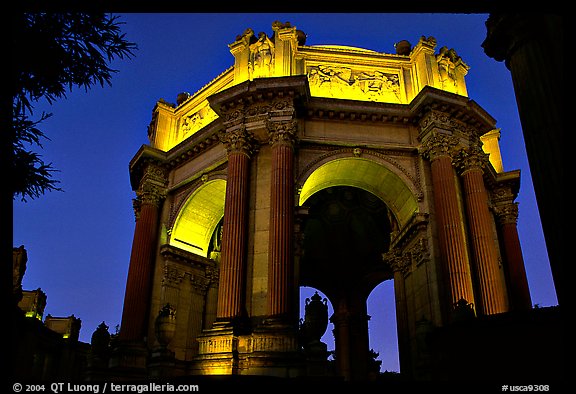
[191,321,241,375]
[190,318,305,377]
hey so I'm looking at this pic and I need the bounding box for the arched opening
[367,280,399,374]
[169,179,226,257]
[298,157,418,228]
[298,185,394,380]
[296,156,418,380]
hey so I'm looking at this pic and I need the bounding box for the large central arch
[296,156,419,380]
[298,157,419,228]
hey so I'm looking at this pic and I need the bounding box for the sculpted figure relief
[307,65,401,103]
[180,105,218,138]
[436,46,460,93]
[249,32,275,79]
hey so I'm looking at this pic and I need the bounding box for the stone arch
[297,155,419,229]
[169,179,226,257]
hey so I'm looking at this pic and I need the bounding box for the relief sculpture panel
[307,65,402,103]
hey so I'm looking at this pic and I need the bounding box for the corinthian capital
[219,125,257,157]
[137,182,167,207]
[420,132,460,161]
[266,119,298,147]
[382,248,410,275]
[494,203,519,225]
[134,162,168,211]
[454,143,490,174]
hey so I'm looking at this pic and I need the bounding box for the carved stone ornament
[180,104,218,138]
[219,125,257,156]
[249,32,275,79]
[137,182,167,207]
[418,109,474,138]
[190,274,210,296]
[420,132,460,161]
[223,107,245,125]
[454,143,490,174]
[307,65,401,103]
[142,162,169,185]
[162,265,185,286]
[205,266,220,286]
[267,119,298,146]
[491,183,517,205]
[382,248,411,274]
[493,202,519,225]
[408,237,430,267]
[132,198,142,221]
[436,46,461,92]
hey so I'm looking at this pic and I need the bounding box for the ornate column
[266,119,297,323]
[494,203,532,311]
[216,125,255,324]
[119,162,167,342]
[482,14,563,307]
[456,144,508,315]
[421,133,475,319]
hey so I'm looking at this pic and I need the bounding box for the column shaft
[216,151,250,320]
[267,142,294,318]
[461,168,508,314]
[430,155,475,311]
[500,218,532,311]
[119,201,160,342]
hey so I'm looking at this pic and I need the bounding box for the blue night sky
[12,13,558,373]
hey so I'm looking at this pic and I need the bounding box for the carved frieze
[180,104,218,139]
[418,109,475,139]
[307,65,401,103]
[245,97,296,125]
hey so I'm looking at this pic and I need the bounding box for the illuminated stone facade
[112,21,532,381]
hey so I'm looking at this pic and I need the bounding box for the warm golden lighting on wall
[149,26,470,153]
[481,128,504,173]
[170,180,226,257]
[299,157,418,227]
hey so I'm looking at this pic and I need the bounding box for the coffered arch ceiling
[299,157,418,228]
[170,179,226,257]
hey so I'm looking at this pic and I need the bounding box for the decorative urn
[302,291,329,343]
[154,303,176,347]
